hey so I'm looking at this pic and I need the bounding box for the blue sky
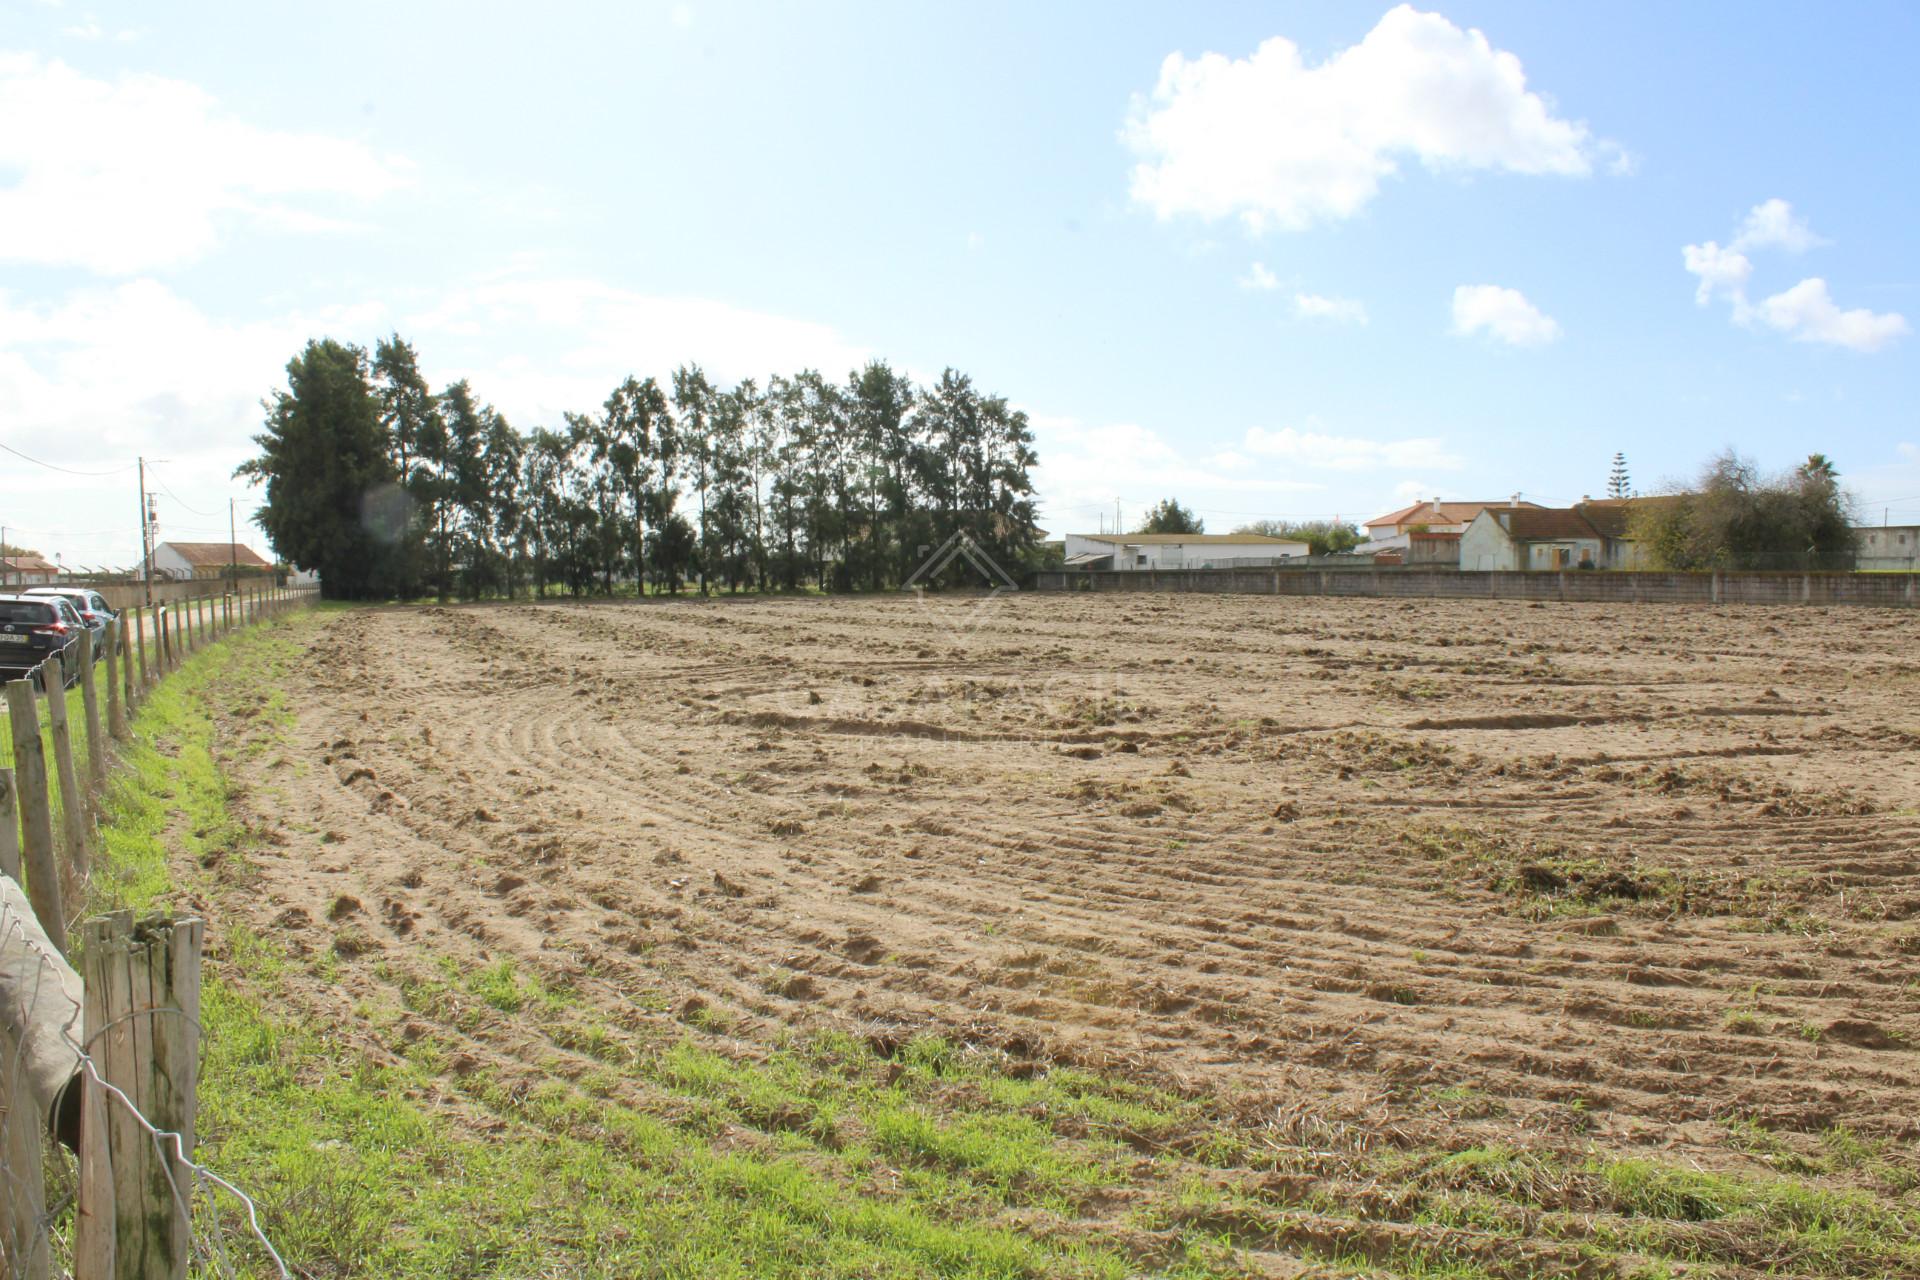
[3,1,1916,565]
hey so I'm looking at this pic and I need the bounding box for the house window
[1136,555,1148,566]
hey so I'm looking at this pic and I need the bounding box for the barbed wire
[2,893,291,1278]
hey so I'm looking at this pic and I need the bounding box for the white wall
[1459,513,1516,571]
[150,545,196,579]
[1857,526,1920,570]
[1064,537,1310,569]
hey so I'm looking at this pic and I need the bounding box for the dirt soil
[216,592,1920,1254]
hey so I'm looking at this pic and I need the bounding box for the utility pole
[229,498,238,594]
[138,457,155,608]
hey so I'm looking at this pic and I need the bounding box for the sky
[2,0,1917,567]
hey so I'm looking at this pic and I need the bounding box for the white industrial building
[1062,533,1311,570]
[1856,526,1920,571]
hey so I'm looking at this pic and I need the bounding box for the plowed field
[212,593,1920,1277]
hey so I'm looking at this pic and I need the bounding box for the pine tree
[1607,452,1631,500]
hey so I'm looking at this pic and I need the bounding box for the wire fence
[2,901,290,1279]
[2,585,313,1278]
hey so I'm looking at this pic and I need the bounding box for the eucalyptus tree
[707,383,756,590]
[672,364,717,594]
[847,361,915,589]
[371,335,442,596]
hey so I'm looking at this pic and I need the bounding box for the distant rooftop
[1074,533,1306,546]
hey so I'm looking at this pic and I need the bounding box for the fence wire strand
[3,863,290,1280]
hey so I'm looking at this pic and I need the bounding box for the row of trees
[242,337,1043,600]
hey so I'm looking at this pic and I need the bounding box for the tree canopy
[240,336,1043,600]
[1629,449,1857,571]
[1136,498,1204,535]
[1232,519,1361,556]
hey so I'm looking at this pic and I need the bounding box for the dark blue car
[0,595,85,686]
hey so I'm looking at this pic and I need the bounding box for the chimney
[1430,497,1442,516]
[1510,493,1520,508]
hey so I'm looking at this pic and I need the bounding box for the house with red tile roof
[1460,499,1664,571]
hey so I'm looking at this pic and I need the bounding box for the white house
[1063,533,1311,570]
[149,541,273,581]
[1460,507,1605,571]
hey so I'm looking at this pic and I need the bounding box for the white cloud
[1392,478,1435,499]
[670,3,694,29]
[1242,421,1462,470]
[1028,415,1319,524]
[1898,442,1918,462]
[1752,278,1910,353]
[1683,199,1905,352]
[0,52,410,274]
[1449,284,1560,346]
[1239,261,1281,290]
[1293,292,1367,324]
[1731,198,1823,254]
[1681,241,1751,306]
[1123,4,1607,232]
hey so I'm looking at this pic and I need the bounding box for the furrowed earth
[198,593,1920,1277]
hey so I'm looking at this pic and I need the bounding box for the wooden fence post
[0,766,19,884]
[132,609,147,701]
[108,618,127,739]
[39,663,89,885]
[76,911,204,1280]
[0,1007,49,1280]
[3,682,63,952]
[79,631,107,794]
[117,616,135,719]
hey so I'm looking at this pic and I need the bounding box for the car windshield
[0,601,56,625]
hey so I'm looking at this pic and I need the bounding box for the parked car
[0,595,85,685]
[22,586,115,656]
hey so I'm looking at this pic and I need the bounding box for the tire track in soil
[223,594,1920,1203]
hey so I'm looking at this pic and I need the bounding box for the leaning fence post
[79,631,107,794]
[0,766,19,884]
[76,911,204,1280]
[3,681,63,952]
[0,1004,50,1280]
[40,663,90,885]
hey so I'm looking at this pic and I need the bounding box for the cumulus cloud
[1293,292,1367,324]
[1683,199,1904,352]
[0,52,410,274]
[1731,198,1823,254]
[1239,261,1281,290]
[1123,4,1609,232]
[1449,284,1560,347]
[1752,278,1910,353]
[1242,421,1461,470]
[1681,241,1752,306]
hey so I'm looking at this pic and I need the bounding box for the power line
[0,439,139,477]
[143,463,220,518]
